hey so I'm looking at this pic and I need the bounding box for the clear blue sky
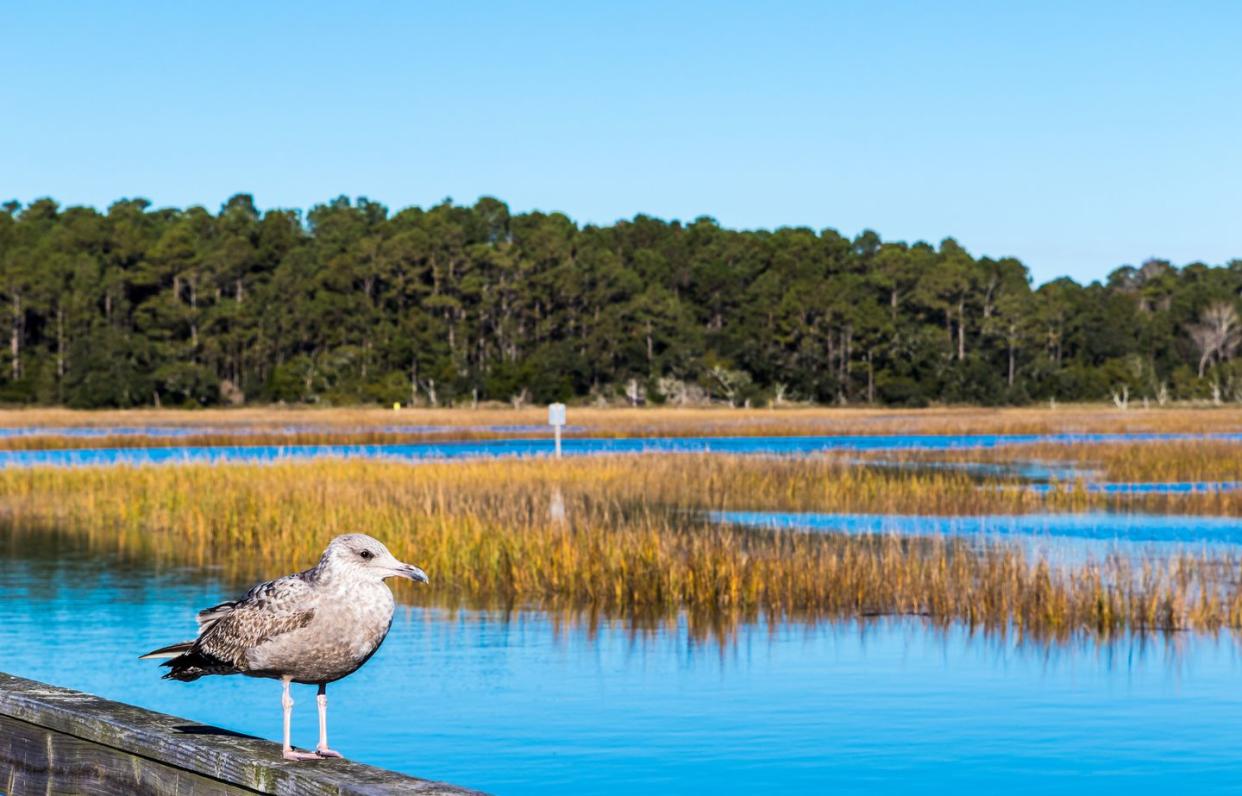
[3,1,1240,285]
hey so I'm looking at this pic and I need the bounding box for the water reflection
[4,532,1242,794]
[714,509,1242,562]
[850,456,1097,483]
[854,456,1242,494]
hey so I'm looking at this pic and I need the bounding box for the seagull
[141,533,429,761]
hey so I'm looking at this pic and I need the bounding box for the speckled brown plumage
[141,534,429,760]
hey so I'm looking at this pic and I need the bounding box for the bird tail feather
[139,640,195,660]
[160,649,237,681]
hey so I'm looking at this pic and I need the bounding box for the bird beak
[395,563,429,584]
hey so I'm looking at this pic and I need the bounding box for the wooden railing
[0,672,483,795]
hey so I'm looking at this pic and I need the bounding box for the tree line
[1,194,1240,408]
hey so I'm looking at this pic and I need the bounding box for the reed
[2,455,1242,639]
[558,451,1242,517]
[907,440,1242,495]
[0,428,532,451]
[2,404,1242,449]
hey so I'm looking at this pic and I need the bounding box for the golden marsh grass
[906,440,1242,498]
[2,454,1242,639]
[2,405,1242,449]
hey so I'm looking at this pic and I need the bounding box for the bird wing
[196,601,237,625]
[195,600,238,633]
[193,572,318,668]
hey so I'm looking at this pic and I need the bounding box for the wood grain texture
[0,672,484,796]
[0,714,252,796]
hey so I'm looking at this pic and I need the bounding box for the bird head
[320,533,429,584]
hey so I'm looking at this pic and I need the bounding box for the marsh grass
[3,455,1242,640]
[903,440,1242,511]
[0,428,533,450]
[3,405,1242,449]
[1022,440,1242,484]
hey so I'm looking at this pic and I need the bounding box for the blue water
[714,510,1242,562]
[0,423,567,439]
[859,456,1241,493]
[5,537,1242,794]
[6,434,1242,792]
[3,431,1241,468]
[1026,481,1242,494]
[856,456,1097,482]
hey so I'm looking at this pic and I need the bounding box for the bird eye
[359,550,373,560]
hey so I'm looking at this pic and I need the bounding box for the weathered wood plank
[0,673,484,796]
[1,713,254,796]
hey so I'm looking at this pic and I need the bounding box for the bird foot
[283,749,323,761]
[315,747,344,758]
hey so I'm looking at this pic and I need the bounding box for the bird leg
[281,677,321,761]
[315,683,343,758]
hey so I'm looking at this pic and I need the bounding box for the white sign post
[548,402,567,458]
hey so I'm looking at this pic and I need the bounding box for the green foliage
[0,194,1240,407]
